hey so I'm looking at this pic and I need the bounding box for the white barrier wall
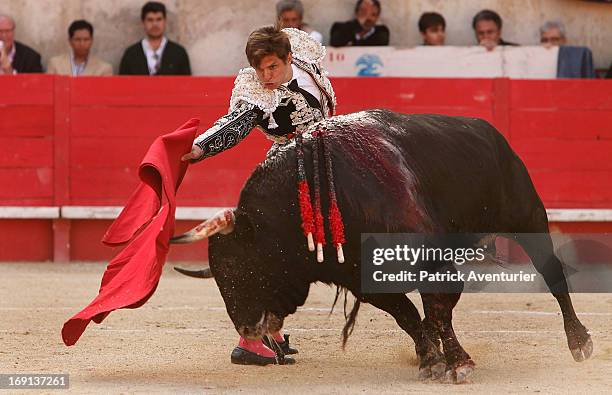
[0,0,610,75]
[324,46,559,78]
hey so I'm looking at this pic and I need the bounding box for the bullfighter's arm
[189,101,261,162]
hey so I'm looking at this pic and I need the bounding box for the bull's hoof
[570,335,593,362]
[418,367,431,381]
[418,344,446,382]
[419,361,446,381]
[444,360,475,384]
[230,347,296,366]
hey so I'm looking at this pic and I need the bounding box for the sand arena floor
[0,262,611,394]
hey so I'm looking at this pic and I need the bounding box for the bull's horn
[170,209,236,244]
[174,266,213,279]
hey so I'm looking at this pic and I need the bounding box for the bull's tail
[173,266,213,279]
[331,287,361,349]
[342,298,361,349]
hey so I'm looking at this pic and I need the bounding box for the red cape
[62,118,199,346]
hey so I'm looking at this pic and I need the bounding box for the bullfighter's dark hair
[245,25,292,68]
[141,1,166,21]
[472,9,502,30]
[68,20,93,38]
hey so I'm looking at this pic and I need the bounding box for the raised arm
[182,102,261,162]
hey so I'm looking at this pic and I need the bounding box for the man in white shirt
[119,1,191,75]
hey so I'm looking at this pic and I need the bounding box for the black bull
[173,110,592,382]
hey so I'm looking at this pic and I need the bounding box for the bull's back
[330,110,538,233]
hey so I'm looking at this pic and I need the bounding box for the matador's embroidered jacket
[192,28,336,161]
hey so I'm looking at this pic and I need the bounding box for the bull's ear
[170,209,235,244]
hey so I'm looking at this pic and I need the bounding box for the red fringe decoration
[328,199,346,246]
[314,205,326,246]
[298,180,314,237]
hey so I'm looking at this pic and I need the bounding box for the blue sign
[355,54,383,76]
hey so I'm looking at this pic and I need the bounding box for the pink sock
[272,331,284,342]
[238,337,276,358]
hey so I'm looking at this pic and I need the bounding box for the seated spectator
[119,1,191,75]
[540,20,567,47]
[330,0,389,47]
[276,0,322,43]
[418,12,445,46]
[472,9,517,51]
[0,14,43,74]
[47,20,112,76]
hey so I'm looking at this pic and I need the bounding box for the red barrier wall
[1,75,611,261]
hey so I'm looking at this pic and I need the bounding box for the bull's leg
[421,315,441,352]
[421,293,474,384]
[362,293,446,380]
[514,233,593,361]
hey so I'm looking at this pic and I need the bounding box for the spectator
[47,20,112,76]
[418,12,445,46]
[330,0,389,47]
[0,14,42,74]
[119,1,191,75]
[607,62,612,79]
[276,0,322,43]
[540,20,567,47]
[472,9,517,51]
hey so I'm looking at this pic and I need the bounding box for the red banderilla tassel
[298,180,315,251]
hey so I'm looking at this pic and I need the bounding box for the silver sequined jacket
[192,28,336,161]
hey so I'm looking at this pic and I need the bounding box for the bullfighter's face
[255,53,293,90]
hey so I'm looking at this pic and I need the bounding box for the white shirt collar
[7,43,16,63]
[142,36,168,54]
[141,36,168,75]
[282,63,322,104]
[70,50,88,76]
[356,27,376,41]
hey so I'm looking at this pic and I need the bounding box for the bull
[173,110,592,383]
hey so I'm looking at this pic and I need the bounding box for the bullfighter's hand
[181,145,203,161]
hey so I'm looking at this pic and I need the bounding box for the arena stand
[1,75,611,262]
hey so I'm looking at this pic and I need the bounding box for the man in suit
[472,9,518,51]
[0,14,43,74]
[330,0,389,47]
[119,1,191,75]
[47,20,112,76]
